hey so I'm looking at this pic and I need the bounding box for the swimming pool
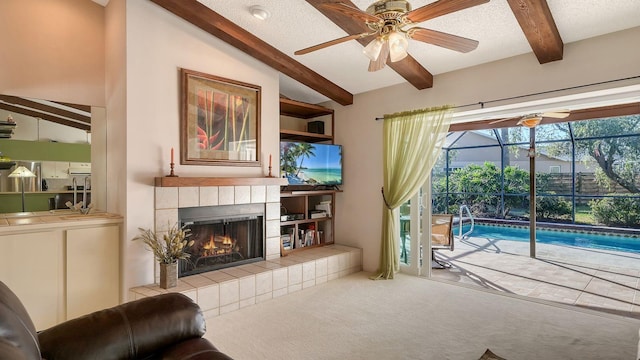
[461,224,640,254]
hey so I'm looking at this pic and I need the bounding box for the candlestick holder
[166,162,178,177]
[266,164,274,178]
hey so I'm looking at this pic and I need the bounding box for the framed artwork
[180,68,261,166]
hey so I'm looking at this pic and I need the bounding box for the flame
[200,235,235,257]
[202,235,217,256]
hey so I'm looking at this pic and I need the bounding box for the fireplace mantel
[155,177,287,187]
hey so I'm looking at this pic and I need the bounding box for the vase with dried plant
[135,222,194,289]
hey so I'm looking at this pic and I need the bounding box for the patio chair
[431,214,454,268]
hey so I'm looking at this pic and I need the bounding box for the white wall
[119,0,280,292]
[331,27,640,273]
[0,0,105,106]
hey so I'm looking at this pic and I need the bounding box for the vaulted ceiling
[149,0,640,105]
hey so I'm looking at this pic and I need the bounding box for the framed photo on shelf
[180,68,261,166]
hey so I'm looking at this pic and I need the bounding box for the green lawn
[575,205,595,225]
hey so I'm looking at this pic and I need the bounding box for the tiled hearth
[130,245,362,318]
[131,177,362,318]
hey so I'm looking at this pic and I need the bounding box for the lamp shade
[388,31,408,62]
[8,166,36,178]
[363,38,384,61]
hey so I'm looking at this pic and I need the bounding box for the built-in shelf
[279,129,333,143]
[280,189,341,197]
[279,98,338,257]
[154,177,287,187]
[280,97,334,144]
[279,98,333,119]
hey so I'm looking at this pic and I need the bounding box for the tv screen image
[280,141,342,186]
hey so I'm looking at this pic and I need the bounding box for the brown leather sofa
[0,280,233,359]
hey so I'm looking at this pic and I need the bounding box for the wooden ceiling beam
[53,101,92,113]
[305,0,433,89]
[149,0,353,106]
[506,0,563,64]
[0,95,90,124]
[0,102,90,132]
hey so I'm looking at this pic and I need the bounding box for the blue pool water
[462,224,640,254]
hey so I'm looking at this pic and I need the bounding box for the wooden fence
[541,173,637,196]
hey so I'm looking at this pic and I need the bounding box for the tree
[544,115,640,193]
[433,162,530,217]
[292,143,316,176]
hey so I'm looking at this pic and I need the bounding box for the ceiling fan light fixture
[388,31,408,62]
[363,37,384,61]
[249,5,271,20]
[518,115,542,128]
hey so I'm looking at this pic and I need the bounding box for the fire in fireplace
[178,203,264,277]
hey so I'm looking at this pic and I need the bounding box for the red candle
[171,147,174,164]
[269,154,272,168]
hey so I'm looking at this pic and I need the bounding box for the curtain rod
[374,75,640,120]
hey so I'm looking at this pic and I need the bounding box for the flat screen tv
[280,141,342,187]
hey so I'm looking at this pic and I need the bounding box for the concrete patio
[427,235,640,319]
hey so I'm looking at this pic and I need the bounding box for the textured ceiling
[198,0,640,104]
[86,0,639,104]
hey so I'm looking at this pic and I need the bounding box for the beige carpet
[205,272,640,360]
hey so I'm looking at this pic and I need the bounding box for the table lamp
[8,165,36,212]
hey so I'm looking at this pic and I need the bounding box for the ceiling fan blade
[405,0,490,23]
[321,2,382,23]
[294,32,373,55]
[541,111,570,119]
[368,41,390,72]
[408,28,478,53]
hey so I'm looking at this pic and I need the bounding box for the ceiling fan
[295,0,490,72]
[489,111,571,128]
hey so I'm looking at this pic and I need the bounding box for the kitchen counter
[0,209,122,234]
[0,190,91,195]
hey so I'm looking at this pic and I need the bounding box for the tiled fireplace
[152,178,283,262]
[130,177,362,318]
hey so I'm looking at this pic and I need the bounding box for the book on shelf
[281,234,292,250]
[315,203,331,217]
[310,211,327,219]
[304,229,316,246]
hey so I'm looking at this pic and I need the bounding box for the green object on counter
[0,139,90,162]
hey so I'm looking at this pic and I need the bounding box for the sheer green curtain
[372,106,453,280]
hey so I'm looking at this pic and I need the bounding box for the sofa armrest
[0,339,28,360]
[160,338,234,360]
[38,293,206,360]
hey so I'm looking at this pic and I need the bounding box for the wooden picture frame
[180,68,261,166]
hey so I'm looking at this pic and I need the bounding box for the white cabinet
[67,225,119,319]
[41,161,70,179]
[68,162,91,175]
[0,231,65,329]
[0,222,120,330]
